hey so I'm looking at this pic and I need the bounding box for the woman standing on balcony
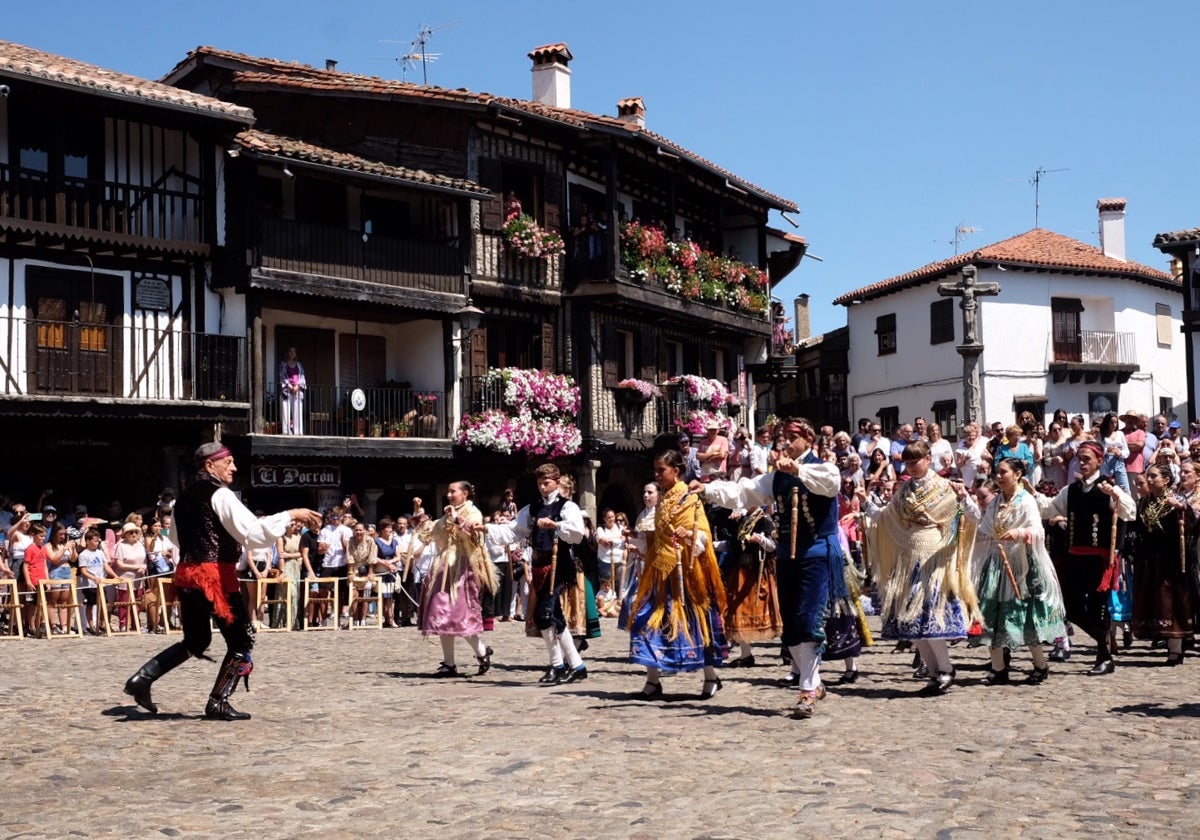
[278,347,307,435]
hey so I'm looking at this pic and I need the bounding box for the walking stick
[547,536,559,625]
[1179,500,1187,576]
[790,488,799,560]
[996,542,1022,599]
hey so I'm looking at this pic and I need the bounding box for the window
[1156,303,1173,348]
[876,313,896,356]
[617,330,636,380]
[665,340,685,377]
[1051,297,1083,362]
[932,399,958,442]
[930,299,954,345]
[877,406,899,433]
[1160,397,1174,419]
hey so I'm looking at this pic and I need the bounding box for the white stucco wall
[845,265,1186,428]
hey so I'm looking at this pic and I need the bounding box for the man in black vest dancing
[122,442,320,719]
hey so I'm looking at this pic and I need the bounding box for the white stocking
[464,634,486,658]
[558,632,583,670]
[541,628,564,667]
[439,635,456,666]
[789,642,822,691]
[924,639,952,673]
[739,641,753,659]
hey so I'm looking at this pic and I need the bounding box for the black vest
[772,458,837,558]
[1066,481,1126,551]
[174,473,242,564]
[531,497,568,553]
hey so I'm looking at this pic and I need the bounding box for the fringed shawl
[877,474,979,630]
[425,501,497,605]
[633,481,727,645]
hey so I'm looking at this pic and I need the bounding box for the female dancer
[969,457,1066,684]
[628,451,727,699]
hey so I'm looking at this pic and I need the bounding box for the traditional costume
[1130,487,1199,663]
[968,487,1066,682]
[122,443,294,720]
[628,481,728,693]
[704,450,841,715]
[1034,446,1136,675]
[418,500,497,677]
[870,471,978,692]
[721,507,782,665]
[618,506,655,631]
[278,358,306,435]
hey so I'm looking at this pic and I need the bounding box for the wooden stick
[790,488,799,559]
[996,542,1022,599]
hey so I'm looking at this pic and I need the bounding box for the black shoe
[1122,629,1133,650]
[433,663,460,678]
[1165,653,1185,667]
[913,663,930,680]
[778,672,801,688]
[1086,659,1115,676]
[576,638,589,653]
[1049,645,1069,662]
[562,665,588,684]
[727,655,755,668]
[930,670,954,693]
[699,677,723,699]
[475,646,494,676]
[632,682,663,700]
[1151,639,1167,650]
[123,673,158,714]
[204,698,251,721]
[1002,648,1012,667]
[1027,665,1050,684]
[837,669,860,685]
[984,668,1009,686]
[538,666,564,685]
[911,651,923,668]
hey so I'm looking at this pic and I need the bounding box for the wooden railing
[1051,330,1136,365]
[257,217,462,293]
[7,319,246,401]
[474,232,562,291]
[262,384,446,438]
[0,162,206,244]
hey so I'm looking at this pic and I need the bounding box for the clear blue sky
[9,1,1197,336]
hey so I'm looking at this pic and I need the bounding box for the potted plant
[262,420,277,434]
[388,420,409,438]
[615,378,661,403]
[370,422,383,438]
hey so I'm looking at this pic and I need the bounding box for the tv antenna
[950,223,980,255]
[378,21,458,84]
[1029,165,1068,228]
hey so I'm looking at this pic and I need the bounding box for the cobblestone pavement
[3,616,1199,839]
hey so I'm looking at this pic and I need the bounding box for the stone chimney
[325,59,338,71]
[617,97,646,128]
[794,294,811,342]
[1097,197,1127,262]
[528,43,573,108]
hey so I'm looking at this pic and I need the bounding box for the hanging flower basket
[615,378,661,403]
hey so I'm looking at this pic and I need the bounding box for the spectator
[728,427,754,481]
[1040,421,1070,490]
[890,423,914,475]
[913,416,928,441]
[927,424,954,476]
[1121,411,1147,498]
[751,425,772,476]
[347,522,377,627]
[318,507,352,628]
[44,524,73,634]
[696,420,729,482]
[278,346,307,435]
[865,447,896,486]
[22,523,49,636]
[851,418,873,455]
[110,521,148,633]
[275,520,303,629]
[954,421,990,486]
[995,424,1035,478]
[594,508,626,585]
[75,528,112,636]
[372,518,400,628]
[1097,412,1130,491]
[677,433,700,483]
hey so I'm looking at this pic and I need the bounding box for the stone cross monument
[937,263,1000,424]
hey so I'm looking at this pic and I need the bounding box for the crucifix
[937,263,1000,424]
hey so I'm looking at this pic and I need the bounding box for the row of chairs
[0,576,389,639]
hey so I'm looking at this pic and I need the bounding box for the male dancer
[123,442,320,720]
[485,463,588,684]
[696,417,841,718]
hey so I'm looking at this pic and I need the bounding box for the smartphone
[28,513,42,521]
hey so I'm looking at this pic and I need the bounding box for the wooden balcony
[2,318,246,404]
[1049,330,1138,384]
[472,232,562,300]
[0,162,208,255]
[256,217,463,294]
[262,384,448,439]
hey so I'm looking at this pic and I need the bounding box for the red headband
[204,445,233,463]
[1076,441,1104,459]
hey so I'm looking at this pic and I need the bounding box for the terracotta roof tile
[234,129,489,196]
[528,44,573,63]
[0,39,252,122]
[1097,197,1127,212]
[169,46,798,212]
[833,228,1175,305]
[1153,227,1200,250]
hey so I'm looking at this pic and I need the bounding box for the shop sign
[252,464,340,488]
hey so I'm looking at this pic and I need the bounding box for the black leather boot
[205,651,253,721]
[123,643,190,714]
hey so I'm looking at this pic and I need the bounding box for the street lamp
[456,299,484,335]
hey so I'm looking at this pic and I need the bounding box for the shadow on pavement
[1109,701,1200,718]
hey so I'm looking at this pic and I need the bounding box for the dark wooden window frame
[876,313,897,356]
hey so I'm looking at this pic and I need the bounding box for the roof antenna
[1029,165,1069,228]
[950,223,980,256]
[378,21,458,84]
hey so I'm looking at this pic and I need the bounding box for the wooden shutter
[478,159,504,231]
[469,326,488,380]
[36,298,67,349]
[541,321,555,371]
[338,334,386,388]
[639,331,658,382]
[602,324,619,387]
[544,171,563,232]
[684,343,700,376]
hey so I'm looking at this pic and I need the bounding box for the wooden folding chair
[36,578,84,638]
[348,575,382,629]
[157,576,182,635]
[97,578,142,636]
[0,579,24,639]
[303,577,340,630]
[259,577,294,632]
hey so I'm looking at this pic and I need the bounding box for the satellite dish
[350,389,366,412]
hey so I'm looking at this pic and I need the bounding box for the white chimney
[617,97,646,128]
[529,43,573,108]
[1097,197,1127,261]
[794,294,811,342]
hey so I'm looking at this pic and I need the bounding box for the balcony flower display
[667,375,729,410]
[456,367,582,457]
[619,221,770,314]
[503,214,565,259]
[674,409,731,438]
[615,378,661,401]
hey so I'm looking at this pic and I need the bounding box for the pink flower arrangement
[416,392,438,405]
[674,409,731,437]
[503,214,565,259]
[668,375,729,410]
[456,367,582,456]
[616,378,661,400]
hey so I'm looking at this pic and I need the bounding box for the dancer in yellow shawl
[628,450,728,699]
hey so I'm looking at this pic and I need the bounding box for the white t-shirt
[77,547,107,588]
[318,523,351,569]
[929,438,954,472]
[594,524,626,566]
[955,437,989,486]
